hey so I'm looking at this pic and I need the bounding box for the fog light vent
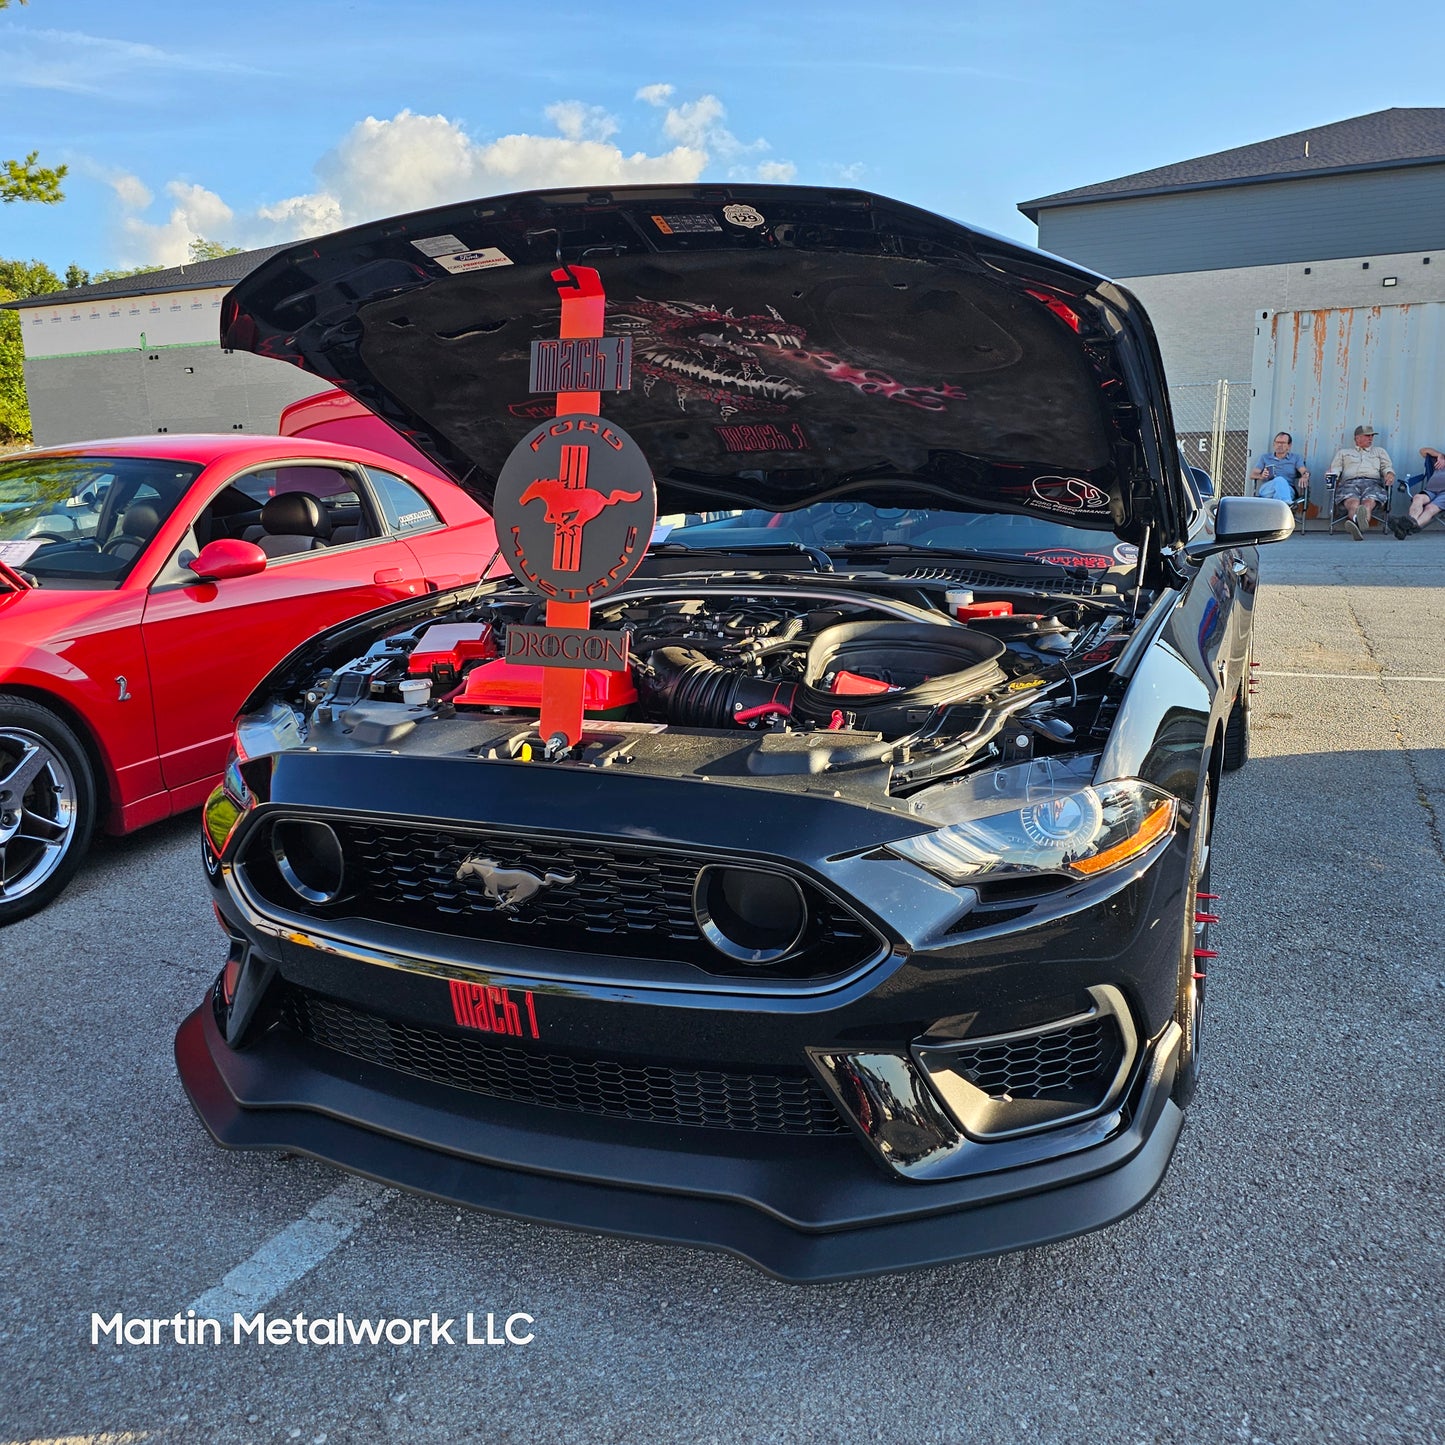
[693,865,807,964]
[913,984,1137,1140]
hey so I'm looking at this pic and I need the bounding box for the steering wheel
[100,537,138,557]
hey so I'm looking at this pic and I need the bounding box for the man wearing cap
[1325,426,1396,539]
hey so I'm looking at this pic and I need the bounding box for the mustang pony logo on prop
[495,414,656,602]
[518,456,642,574]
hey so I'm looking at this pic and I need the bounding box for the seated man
[1388,446,1445,538]
[1325,425,1396,539]
[1251,431,1310,504]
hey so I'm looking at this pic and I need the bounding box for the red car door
[141,460,426,792]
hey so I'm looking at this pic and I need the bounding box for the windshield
[0,455,202,587]
[656,502,1129,571]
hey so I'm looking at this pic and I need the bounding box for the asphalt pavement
[3,528,1444,1445]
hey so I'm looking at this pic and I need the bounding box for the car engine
[285,577,1139,798]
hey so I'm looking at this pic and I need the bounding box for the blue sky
[3,0,1442,273]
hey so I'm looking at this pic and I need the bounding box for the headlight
[202,755,251,860]
[888,759,1177,886]
[201,700,300,860]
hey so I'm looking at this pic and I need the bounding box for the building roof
[1018,108,1445,221]
[0,242,292,310]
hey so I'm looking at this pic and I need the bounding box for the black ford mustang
[176,186,1291,1280]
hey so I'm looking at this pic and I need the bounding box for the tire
[1172,781,1212,1107]
[1222,644,1252,772]
[0,697,97,925]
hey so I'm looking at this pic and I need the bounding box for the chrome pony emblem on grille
[454,857,576,913]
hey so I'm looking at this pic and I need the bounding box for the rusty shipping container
[1248,300,1445,513]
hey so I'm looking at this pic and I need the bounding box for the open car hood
[222,186,1185,537]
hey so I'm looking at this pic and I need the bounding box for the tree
[64,262,89,290]
[2,152,66,206]
[188,238,244,262]
[92,263,165,283]
[1,5,68,206]
[0,257,62,443]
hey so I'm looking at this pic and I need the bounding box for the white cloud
[8,26,259,95]
[118,181,234,266]
[544,101,619,143]
[110,171,153,210]
[661,94,729,151]
[104,88,796,265]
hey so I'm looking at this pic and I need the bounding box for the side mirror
[1184,496,1294,560]
[189,538,268,582]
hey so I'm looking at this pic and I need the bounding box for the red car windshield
[0,455,202,587]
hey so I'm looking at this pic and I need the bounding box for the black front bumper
[176,996,1184,1282]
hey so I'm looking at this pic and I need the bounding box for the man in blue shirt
[1251,432,1309,504]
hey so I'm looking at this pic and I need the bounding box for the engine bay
[291,574,1140,800]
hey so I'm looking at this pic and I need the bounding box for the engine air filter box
[459,658,638,715]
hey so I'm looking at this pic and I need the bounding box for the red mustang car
[0,432,496,922]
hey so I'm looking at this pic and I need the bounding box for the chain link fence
[1170,381,1252,497]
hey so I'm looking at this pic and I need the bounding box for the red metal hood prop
[488,264,655,747]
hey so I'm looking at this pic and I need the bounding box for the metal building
[1,246,321,445]
[1018,109,1445,494]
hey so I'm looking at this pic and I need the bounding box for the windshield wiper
[648,541,834,572]
[831,543,1099,580]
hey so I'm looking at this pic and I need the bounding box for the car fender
[0,639,161,833]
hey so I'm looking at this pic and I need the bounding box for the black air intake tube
[640,648,799,728]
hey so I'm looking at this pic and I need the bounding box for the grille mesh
[948,1016,1119,1098]
[250,818,877,979]
[279,985,850,1136]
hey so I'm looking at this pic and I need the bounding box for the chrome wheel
[0,699,96,924]
[0,727,79,901]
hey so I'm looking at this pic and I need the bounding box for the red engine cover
[458,658,638,711]
[408,623,499,675]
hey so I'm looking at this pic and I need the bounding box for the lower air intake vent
[279,985,850,1136]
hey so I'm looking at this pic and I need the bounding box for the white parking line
[1259,670,1445,683]
[2,1436,150,1445]
[187,1177,395,1318]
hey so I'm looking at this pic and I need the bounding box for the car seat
[249,492,332,556]
[105,500,164,562]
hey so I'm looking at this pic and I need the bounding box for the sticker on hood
[722,203,765,229]
[410,234,470,258]
[1024,548,1114,570]
[1029,476,1111,515]
[652,213,724,235]
[431,247,514,275]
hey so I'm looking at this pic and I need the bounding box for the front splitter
[175,1000,1184,1283]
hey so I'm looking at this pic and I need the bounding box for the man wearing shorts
[1325,425,1395,539]
[1389,446,1445,538]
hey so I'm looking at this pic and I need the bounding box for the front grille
[278,984,850,1136]
[245,817,880,981]
[947,1016,1120,1099]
